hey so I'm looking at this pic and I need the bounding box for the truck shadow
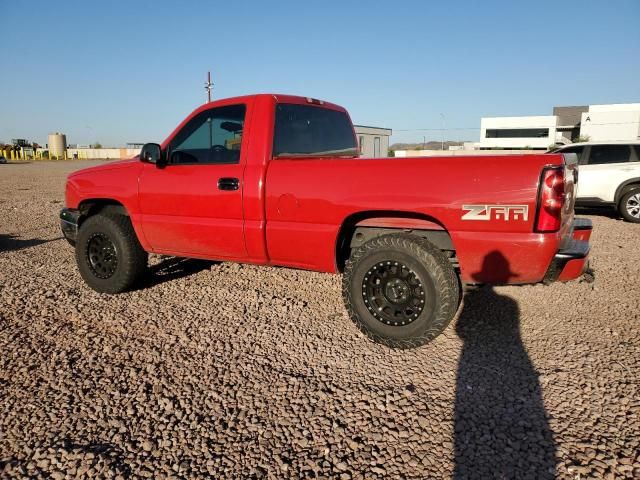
[139,257,218,289]
[453,251,556,479]
[0,234,61,253]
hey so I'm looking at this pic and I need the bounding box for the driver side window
[169,104,246,165]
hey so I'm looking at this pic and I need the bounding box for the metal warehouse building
[354,125,392,157]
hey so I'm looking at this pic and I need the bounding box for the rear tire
[619,188,640,223]
[342,233,460,348]
[75,214,148,293]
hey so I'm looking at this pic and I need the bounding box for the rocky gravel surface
[1,160,639,479]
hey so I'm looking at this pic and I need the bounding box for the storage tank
[48,132,67,158]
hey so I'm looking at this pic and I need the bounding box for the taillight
[536,167,566,232]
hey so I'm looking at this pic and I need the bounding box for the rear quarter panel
[265,154,566,283]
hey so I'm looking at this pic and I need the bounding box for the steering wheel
[211,144,227,152]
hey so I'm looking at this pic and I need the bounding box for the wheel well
[335,211,455,272]
[78,199,129,223]
[614,179,640,205]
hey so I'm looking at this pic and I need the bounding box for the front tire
[619,188,640,223]
[75,214,148,293]
[342,233,460,348]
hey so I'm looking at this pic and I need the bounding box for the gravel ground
[0,160,638,479]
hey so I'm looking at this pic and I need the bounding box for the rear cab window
[273,103,358,158]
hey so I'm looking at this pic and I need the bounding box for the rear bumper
[60,208,80,243]
[543,217,592,284]
[572,217,593,242]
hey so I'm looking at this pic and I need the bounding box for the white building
[477,103,640,150]
[480,115,558,150]
[354,125,392,157]
[581,103,640,142]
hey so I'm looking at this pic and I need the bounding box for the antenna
[204,71,213,103]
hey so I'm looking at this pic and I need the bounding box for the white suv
[551,141,640,223]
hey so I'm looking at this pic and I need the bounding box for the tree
[93,142,103,149]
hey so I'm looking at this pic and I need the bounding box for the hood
[68,158,140,179]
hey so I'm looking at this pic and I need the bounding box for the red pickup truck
[61,94,592,348]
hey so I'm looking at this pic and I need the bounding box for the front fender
[63,161,150,250]
[65,177,82,209]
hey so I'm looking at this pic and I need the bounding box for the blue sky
[1,0,639,146]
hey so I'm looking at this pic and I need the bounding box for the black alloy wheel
[362,260,426,326]
[86,233,118,279]
[343,233,460,348]
[75,213,148,293]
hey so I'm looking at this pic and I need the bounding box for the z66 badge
[462,204,529,221]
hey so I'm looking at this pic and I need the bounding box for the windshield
[273,103,358,157]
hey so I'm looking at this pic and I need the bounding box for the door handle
[218,177,240,191]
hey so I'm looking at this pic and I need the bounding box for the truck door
[138,103,248,259]
[578,144,635,202]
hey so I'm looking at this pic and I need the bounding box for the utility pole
[204,71,213,103]
[204,71,214,148]
[440,113,445,151]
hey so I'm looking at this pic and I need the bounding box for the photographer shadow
[453,251,556,479]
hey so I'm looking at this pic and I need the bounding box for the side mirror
[140,143,165,167]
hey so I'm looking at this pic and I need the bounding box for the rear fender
[335,214,454,271]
